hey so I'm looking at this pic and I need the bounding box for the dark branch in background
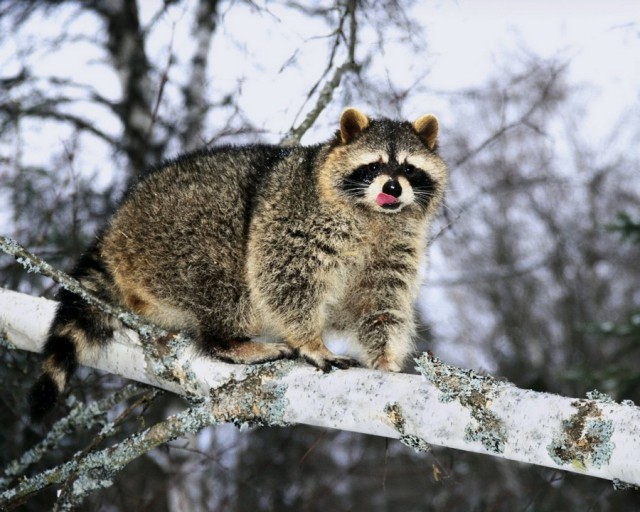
[427,254,551,287]
[180,0,219,151]
[453,62,568,169]
[431,62,568,241]
[0,384,151,491]
[90,0,159,175]
[281,0,360,145]
[0,1,164,175]
[0,103,120,148]
[144,25,175,147]
[0,68,29,89]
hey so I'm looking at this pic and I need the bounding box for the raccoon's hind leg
[201,333,295,365]
[28,245,118,421]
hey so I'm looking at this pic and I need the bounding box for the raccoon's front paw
[296,345,361,373]
[371,355,402,372]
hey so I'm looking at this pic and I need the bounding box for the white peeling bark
[1,287,639,489]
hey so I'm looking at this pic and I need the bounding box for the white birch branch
[1,287,639,490]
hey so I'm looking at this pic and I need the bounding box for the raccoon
[28,108,448,421]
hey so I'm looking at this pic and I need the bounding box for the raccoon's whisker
[342,178,371,188]
[414,190,435,198]
[413,189,436,206]
[439,200,464,219]
[341,178,370,197]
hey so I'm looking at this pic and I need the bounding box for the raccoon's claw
[324,355,362,372]
[299,351,361,373]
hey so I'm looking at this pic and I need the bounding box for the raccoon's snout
[382,179,402,198]
[377,178,402,208]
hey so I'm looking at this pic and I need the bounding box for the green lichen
[209,360,293,428]
[464,408,507,454]
[16,256,42,275]
[384,402,406,431]
[141,330,203,399]
[384,402,431,453]
[612,478,640,491]
[1,384,146,494]
[414,352,509,454]
[547,399,614,470]
[399,434,431,452]
[71,472,114,499]
[0,331,16,349]
[586,389,614,403]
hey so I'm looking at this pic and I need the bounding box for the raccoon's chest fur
[244,175,366,334]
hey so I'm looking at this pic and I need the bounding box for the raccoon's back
[129,144,293,232]
[101,145,294,312]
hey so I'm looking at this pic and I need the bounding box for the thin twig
[0,400,219,509]
[0,384,150,490]
[53,387,161,511]
[281,0,359,145]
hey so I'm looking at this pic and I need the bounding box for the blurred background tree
[1,0,639,510]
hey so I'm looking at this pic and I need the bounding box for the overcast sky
[2,1,638,151]
[423,0,639,138]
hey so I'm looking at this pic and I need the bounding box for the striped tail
[28,242,118,421]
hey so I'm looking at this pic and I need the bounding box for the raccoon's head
[319,108,448,216]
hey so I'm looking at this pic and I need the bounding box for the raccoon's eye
[402,164,416,177]
[342,162,383,197]
[366,162,381,173]
[351,162,381,184]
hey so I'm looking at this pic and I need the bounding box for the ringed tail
[28,242,118,421]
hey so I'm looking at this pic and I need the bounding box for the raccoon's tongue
[376,193,398,206]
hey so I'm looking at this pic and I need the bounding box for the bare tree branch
[0,383,151,490]
[0,236,164,338]
[0,103,120,147]
[1,398,217,509]
[281,0,360,145]
[1,266,640,506]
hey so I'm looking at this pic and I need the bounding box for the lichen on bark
[548,399,614,470]
[415,352,510,454]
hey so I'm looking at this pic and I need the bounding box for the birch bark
[1,287,638,489]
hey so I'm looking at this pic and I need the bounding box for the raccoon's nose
[382,179,402,198]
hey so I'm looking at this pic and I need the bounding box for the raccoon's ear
[340,108,370,144]
[413,114,439,150]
